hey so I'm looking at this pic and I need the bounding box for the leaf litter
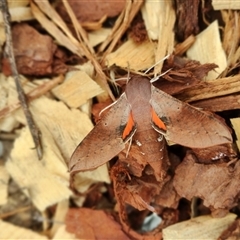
[0,0,240,239]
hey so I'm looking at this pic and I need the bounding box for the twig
[0,0,43,159]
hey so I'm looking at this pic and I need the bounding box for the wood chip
[0,164,9,205]
[53,225,77,239]
[230,118,240,150]
[192,93,240,112]
[105,39,155,71]
[50,200,69,238]
[6,126,72,212]
[187,20,227,80]
[177,75,240,102]
[212,0,240,10]
[0,219,48,239]
[88,28,112,47]
[0,7,34,23]
[163,213,237,239]
[52,70,103,108]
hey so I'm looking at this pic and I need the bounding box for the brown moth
[69,76,232,176]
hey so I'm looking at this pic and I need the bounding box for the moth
[69,76,232,176]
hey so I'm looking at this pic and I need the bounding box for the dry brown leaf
[173,152,240,214]
[163,213,237,239]
[0,220,48,239]
[187,21,227,80]
[65,208,130,239]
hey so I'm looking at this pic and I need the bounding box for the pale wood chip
[10,96,110,199]
[0,220,48,239]
[52,225,77,239]
[141,0,175,73]
[105,39,155,71]
[230,118,240,150]
[52,71,103,108]
[163,213,237,239]
[187,20,227,80]
[141,0,162,40]
[88,28,112,47]
[154,0,175,74]
[0,164,9,205]
[0,7,34,23]
[6,126,72,212]
[50,200,69,238]
[0,75,20,132]
[177,75,240,102]
[212,0,240,10]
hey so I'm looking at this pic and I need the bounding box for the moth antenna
[99,100,118,116]
[150,68,172,83]
[125,136,133,158]
[144,54,170,74]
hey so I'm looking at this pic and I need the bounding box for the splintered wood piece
[1,0,42,159]
[230,118,240,150]
[0,165,9,205]
[62,0,94,54]
[52,70,103,108]
[0,220,48,239]
[99,0,143,56]
[50,200,69,238]
[212,0,240,10]
[6,126,72,211]
[0,7,34,23]
[187,20,227,80]
[88,28,112,47]
[192,93,240,112]
[0,75,64,123]
[163,213,237,239]
[142,0,175,73]
[154,1,175,75]
[177,75,240,102]
[221,10,240,77]
[174,35,196,55]
[105,39,155,71]
[30,1,83,56]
